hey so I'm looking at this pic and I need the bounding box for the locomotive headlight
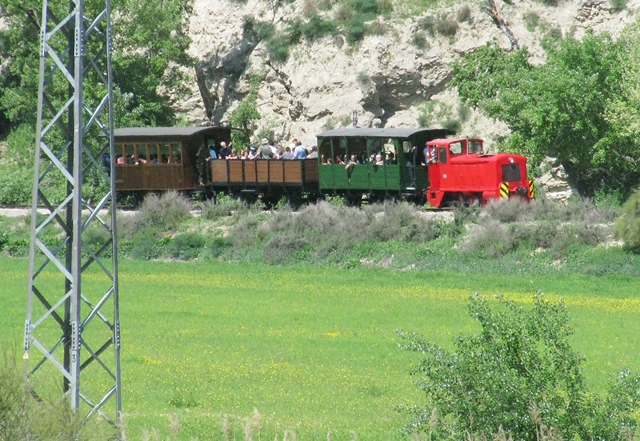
[509,157,514,163]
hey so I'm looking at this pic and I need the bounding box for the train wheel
[240,193,258,206]
[343,193,362,207]
[287,192,303,210]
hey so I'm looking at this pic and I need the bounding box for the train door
[318,137,332,189]
[400,140,419,190]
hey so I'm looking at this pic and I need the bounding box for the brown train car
[113,126,231,191]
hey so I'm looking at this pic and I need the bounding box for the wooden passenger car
[114,126,231,191]
[210,158,318,197]
[316,128,454,203]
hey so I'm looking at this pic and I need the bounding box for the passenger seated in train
[281,146,294,159]
[334,155,345,165]
[386,152,396,165]
[150,155,158,164]
[219,141,233,159]
[345,154,358,170]
[248,146,258,160]
[307,146,318,159]
[116,155,125,165]
[375,154,384,166]
[240,149,248,160]
[227,149,238,160]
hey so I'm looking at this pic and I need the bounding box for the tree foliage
[229,76,261,150]
[615,188,640,253]
[451,29,640,198]
[0,0,194,140]
[399,294,640,441]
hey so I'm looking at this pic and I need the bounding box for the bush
[615,188,640,253]
[346,16,367,45]
[399,294,640,441]
[411,32,428,49]
[201,195,247,221]
[300,14,337,42]
[418,16,436,36]
[134,191,192,234]
[456,5,471,23]
[168,232,206,260]
[435,15,458,37]
[610,0,628,11]
[0,351,116,440]
[0,165,33,205]
[522,11,540,31]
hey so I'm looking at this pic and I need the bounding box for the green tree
[399,294,640,440]
[0,0,194,136]
[451,31,631,197]
[229,76,261,150]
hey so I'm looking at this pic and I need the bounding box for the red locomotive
[425,138,534,207]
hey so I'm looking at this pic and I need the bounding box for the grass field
[2,256,640,440]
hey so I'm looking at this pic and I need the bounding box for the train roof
[113,126,228,142]
[316,128,455,138]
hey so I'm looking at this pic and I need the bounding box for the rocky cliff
[179,0,638,149]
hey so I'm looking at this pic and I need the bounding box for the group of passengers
[205,138,319,162]
[321,151,397,167]
[115,154,181,165]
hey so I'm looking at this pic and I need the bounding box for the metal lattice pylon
[24,0,121,431]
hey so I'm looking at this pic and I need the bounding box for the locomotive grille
[501,164,521,182]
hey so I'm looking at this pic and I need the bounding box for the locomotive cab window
[468,141,483,154]
[439,147,448,164]
[449,141,463,156]
[502,163,521,182]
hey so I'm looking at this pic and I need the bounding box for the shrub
[201,196,247,221]
[442,118,461,132]
[334,3,354,22]
[435,15,458,37]
[0,165,33,205]
[522,11,540,31]
[356,71,371,87]
[0,351,116,440]
[610,0,628,11]
[615,188,640,253]
[168,232,206,260]
[411,32,428,49]
[367,19,387,35]
[463,218,512,257]
[300,15,337,42]
[456,5,472,23]
[136,191,192,233]
[129,233,162,260]
[399,294,640,441]
[346,16,367,45]
[266,33,292,64]
[417,16,436,37]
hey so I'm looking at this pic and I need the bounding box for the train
[112,126,534,207]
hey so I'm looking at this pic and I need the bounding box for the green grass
[2,257,640,440]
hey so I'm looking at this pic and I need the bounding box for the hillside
[178,0,639,149]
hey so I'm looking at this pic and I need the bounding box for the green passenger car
[316,128,454,203]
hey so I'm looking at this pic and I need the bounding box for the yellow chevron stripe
[500,182,509,199]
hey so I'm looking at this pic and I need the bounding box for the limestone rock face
[538,158,573,203]
[181,0,637,148]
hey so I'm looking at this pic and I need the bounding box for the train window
[319,138,332,164]
[349,137,366,162]
[502,164,521,182]
[439,147,447,164]
[449,142,463,155]
[136,144,149,164]
[172,144,182,163]
[159,143,172,163]
[469,141,483,154]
